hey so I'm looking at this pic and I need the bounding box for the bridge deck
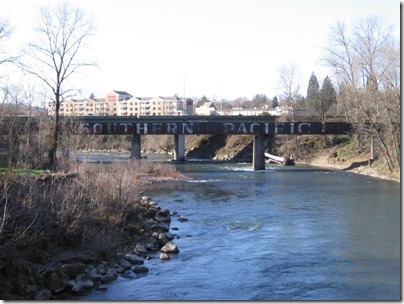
[73,116,351,135]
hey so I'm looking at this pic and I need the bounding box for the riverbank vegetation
[0,160,187,299]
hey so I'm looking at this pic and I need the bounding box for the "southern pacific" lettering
[79,122,327,135]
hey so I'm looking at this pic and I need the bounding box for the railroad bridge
[75,116,351,170]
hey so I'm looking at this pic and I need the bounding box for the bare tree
[0,19,17,69]
[20,2,95,169]
[277,63,301,121]
[323,16,399,171]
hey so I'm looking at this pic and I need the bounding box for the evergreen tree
[319,76,337,122]
[306,72,320,116]
[272,96,279,108]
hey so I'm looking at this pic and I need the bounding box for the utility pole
[182,72,186,115]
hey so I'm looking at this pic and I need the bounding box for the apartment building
[49,90,194,116]
[56,98,108,116]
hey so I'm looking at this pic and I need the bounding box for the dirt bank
[304,153,400,183]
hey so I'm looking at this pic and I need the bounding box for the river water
[81,158,400,301]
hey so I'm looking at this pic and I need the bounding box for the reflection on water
[81,160,400,301]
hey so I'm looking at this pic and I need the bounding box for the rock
[150,222,170,233]
[120,260,133,270]
[158,233,170,246]
[121,273,135,280]
[34,289,53,300]
[45,272,65,293]
[143,237,160,251]
[133,265,149,274]
[71,284,82,294]
[81,279,94,290]
[141,196,151,203]
[90,273,102,283]
[155,209,171,222]
[85,264,97,274]
[96,264,107,275]
[178,216,188,222]
[164,232,174,241]
[143,219,158,229]
[61,263,86,279]
[100,274,116,283]
[106,267,118,277]
[160,253,171,260]
[134,244,148,255]
[160,242,180,254]
[25,284,39,295]
[96,285,108,291]
[125,254,145,265]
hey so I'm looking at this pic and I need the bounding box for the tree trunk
[49,100,60,170]
[359,101,394,171]
[385,106,400,166]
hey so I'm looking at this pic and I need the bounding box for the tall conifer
[306,72,320,116]
[319,76,337,122]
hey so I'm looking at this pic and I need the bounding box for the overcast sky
[1,0,400,101]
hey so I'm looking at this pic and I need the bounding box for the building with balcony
[49,90,194,116]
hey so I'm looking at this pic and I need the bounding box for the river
[80,158,400,300]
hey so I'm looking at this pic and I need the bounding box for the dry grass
[0,159,186,298]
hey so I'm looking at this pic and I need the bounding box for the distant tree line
[0,5,399,172]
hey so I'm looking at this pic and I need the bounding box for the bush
[0,159,186,298]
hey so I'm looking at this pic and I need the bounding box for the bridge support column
[253,135,265,170]
[131,135,141,159]
[174,134,185,161]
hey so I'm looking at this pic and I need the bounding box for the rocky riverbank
[0,160,191,300]
[23,195,186,300]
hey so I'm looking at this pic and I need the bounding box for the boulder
[155,209,171,222]
[45,272,65,293]
[158,233,170,246]
[160,242,180,254]
[81,279,94,290]
[60,263,86,279]
[134,244,148,255]
[140,196,151,204]
[34,289,53,300]
[133,265,149,274]
[143,237,159,251]
[178,216,188,222]
[164,232,175,241]
[125,254,145,265]
[106,267,118,277]
[100,274,116,284]
[96,264,107,275]
[119,260,133,270]
[90,273,102,283]
[159,253,170,260]
[96,285,108,291]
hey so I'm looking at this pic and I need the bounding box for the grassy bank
[0,160,187,299]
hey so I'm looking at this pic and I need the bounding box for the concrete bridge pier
[131,134,141,159]
[253,135,265,170]
[174,134,185,161]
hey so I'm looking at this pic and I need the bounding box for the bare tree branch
[21,2,95,168]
